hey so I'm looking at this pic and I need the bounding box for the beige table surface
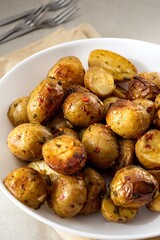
[1,1,160,240]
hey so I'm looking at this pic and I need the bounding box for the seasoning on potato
[63,91,105,128]
[110,165,159,208]
[42,135,87,175]
[27,78,64,124]
[135,129,160,169]
[47,56,85,92]
[3,167,48,209]
[7,123,52,161]
[88,49,137,82]
[82,123,119,169]
[106,99,150,139]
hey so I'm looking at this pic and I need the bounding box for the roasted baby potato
[110,165,159,208]
[153,109,160,129]
[113,84,127,99]
[47,111,72,132]
[49,174,87,218]
[88,49,137,82]
[112,139,135,172]
[148,170,160,189]
[155,93,160,110]
[7,123,52,161]
[27,78,64,124]
[146,192,160,212]
[51,127,79,139]
[3,167,48,209]
[66,84,89,97]
[8,96,29,126]
[84,66,115,99]
[101,194,138,223]
[47,56,85,92]
[80,167,106,215]
[82,123,119,169]
[106,99,150,139]
[42,135,87,175]
[135,129,160,169]
[133,98,156,124]
[103,96,119,115]
[127,72,160,101]
[63,91,105,128]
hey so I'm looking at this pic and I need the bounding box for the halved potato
[113,84,127,99]
[88,49,137,82]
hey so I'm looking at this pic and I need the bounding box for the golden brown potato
[155,93,160,110]
[153,109,160,129]
[88,49,137,82]
[51,127,79,139]
[148,170,160,189]
[133,98,156,124]
[84,66,115,99]
[66,84,89,97]
[27,78,64,124]
[63,91,105,128]
[42,135,87,175]
[127,72,160,101]
[82,123,119,169]
[49,174,87,218]
[146,192,160,212]
[8,96,29,126]
[135,129,160,169]
[3,167,48,209]
[113,84,127,99]
[79,167,106,215]
[101,194,138,223]
[47,56,85,92]
[7,123,52,161]
[110,165,159,208]
[112,139,135,172]
[103,96,119,115]
[106,99,150,139]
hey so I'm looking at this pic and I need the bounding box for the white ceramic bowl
[1,38,160,240]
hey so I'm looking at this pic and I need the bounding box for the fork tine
[55,0,73,8]
[24,5,44,22]
[53,4,78,24]
[25,5,47,24]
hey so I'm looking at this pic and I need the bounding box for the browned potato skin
[84,66,115,99]
[106,99,150,139]
[79,167,106,215]
[135,129,160,169]
[51,127,79,139]
[153,109,160,129]
[101,194,138,223]
[3,167,48,209]
[66,84,89,97]
[127,72,160,101]
[49,174,87,218]
[148,170,160,190]
[155,93,160,110]
[27,78,64,124]
[103,96,119,115]
[42,135,87,175]
[88,49,137,82]
[63,92,105,128]
[8,96,29,126]
[110,165,159,208]
[133,98,156,124]
[7,123,52,161]
[112,139,135,172]
[146,192,160,212]
[47,56,85,92]
[82,123,119,169]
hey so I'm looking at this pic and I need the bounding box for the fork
[0,5,49,43]
[0,4,79,44]
[0,0,73,26]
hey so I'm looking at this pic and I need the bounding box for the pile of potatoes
[4,49,160,223]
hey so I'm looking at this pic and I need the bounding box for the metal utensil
[0,4,78,44]
[0,0,72,26]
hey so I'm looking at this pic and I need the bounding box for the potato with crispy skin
[8,96,29,126]
[42,135,87,175]
[47,56,85,92]
[101,194,138,223]
[82,123,119,169]
[146,192,160,212]
[88,49,137,82]
[27,78,64,124]
[135,129,160,169]
[153,109,160,129]
[84,66,115,99]
[51,127,79,139]
[7,123,52,161]
[127,72,160,101]
[3,167,48,209]
[106,99,150,139]
[155,93,160,110]
[148,170,160,189]
[110,165,159,208]
[49,174,87,218]
[63,91,105,128]
[79,167,106,215]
